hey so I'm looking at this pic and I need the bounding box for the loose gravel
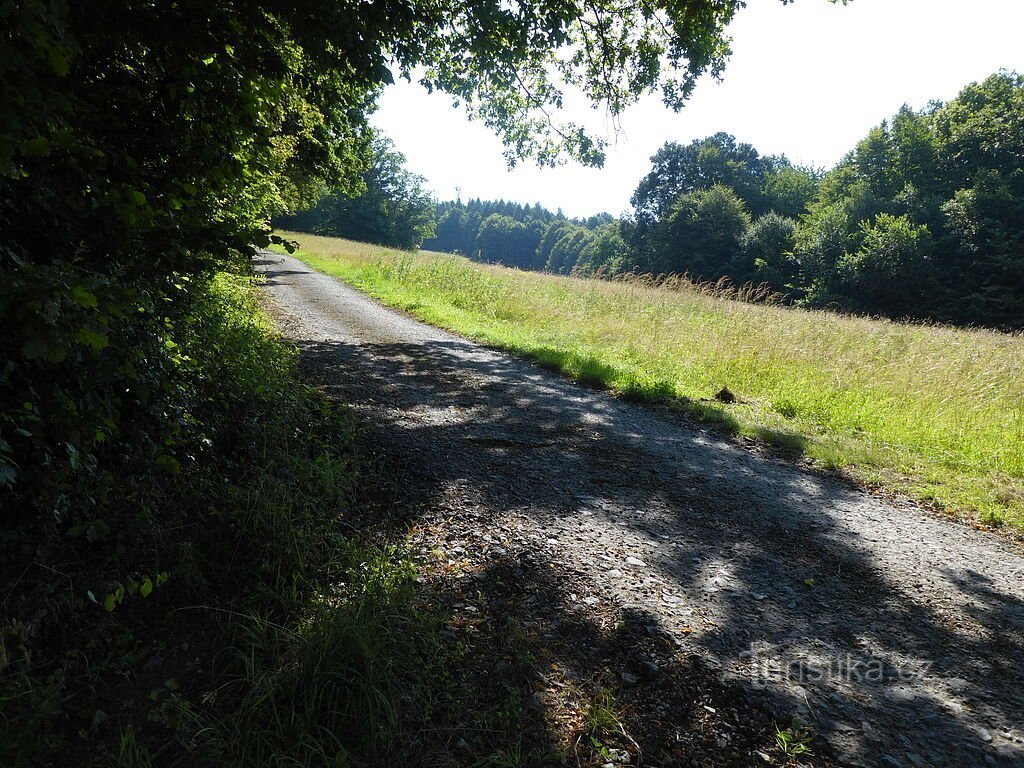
[257,252,1024,768]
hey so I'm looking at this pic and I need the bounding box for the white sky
[373,0,1024,218]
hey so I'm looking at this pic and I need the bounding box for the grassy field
[274,232,1024,531]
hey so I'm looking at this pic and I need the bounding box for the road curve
[256,251,1024,768]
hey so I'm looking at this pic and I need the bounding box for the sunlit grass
[273,232,1024,530]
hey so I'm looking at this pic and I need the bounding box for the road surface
[256,251,1024,768]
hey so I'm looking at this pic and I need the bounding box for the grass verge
[0,269,440,766]
[274,232,1024,531]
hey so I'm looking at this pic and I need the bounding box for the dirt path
[257,252,1024,768]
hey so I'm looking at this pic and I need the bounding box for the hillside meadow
[273,232,1024,531]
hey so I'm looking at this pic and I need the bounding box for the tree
[838,214,933,316]
[793,202,854,306]
[792,70,1024,326]
[630,133,770,227]
[655,184,752,278]
[761,164,820,219]
[278,138,436,249]
[537,220,574,270]
[940,170,1024,326]
[546,226,595,274]
[429,207,472,253]
[737,213,800,289]
[574,223,631,275]
[476,214,541,266]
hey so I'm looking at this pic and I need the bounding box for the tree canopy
[422,72,1024,330]
[275,138,435,249]
[3,0,769,521]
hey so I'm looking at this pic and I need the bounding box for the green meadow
[275,232,1024,530]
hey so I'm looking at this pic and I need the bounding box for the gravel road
[256,251,1024,768]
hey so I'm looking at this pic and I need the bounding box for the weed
[583,687,621,737]
[774,719,815,759]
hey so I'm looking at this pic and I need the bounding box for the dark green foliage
[0,274,439,765]
[275,138,436,250]
[630,133,782,224]
[546,226,596,274]
[609,134,818,283]
[652,184,752,279]
[839,213,933,314]
[738,213,800,289]
[792,71,1024,325]
[575,223,631,275]
[1,0,378,539]
[606,72,1024,327]
[476,213,543,267]
[424,199,627,274]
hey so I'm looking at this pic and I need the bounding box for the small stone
[979,728,993,743]
[946,677,970,693]
[639,659,660,678]
[626,556,646,567]
[620,671,639,688]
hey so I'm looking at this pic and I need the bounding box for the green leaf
[75,328,109,351]
[71,285,98,308]
[140,578,153,597]
[154,454,181,474]
[103,593,116,612]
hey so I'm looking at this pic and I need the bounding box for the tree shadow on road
[296,334,1024,768]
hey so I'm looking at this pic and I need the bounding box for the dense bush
[0,273,375,762]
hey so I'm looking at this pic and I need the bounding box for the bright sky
[373,0,1024,218]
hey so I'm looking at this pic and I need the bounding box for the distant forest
[278,71,1024,329]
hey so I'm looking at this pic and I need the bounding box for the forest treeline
[286,71,1024,329]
